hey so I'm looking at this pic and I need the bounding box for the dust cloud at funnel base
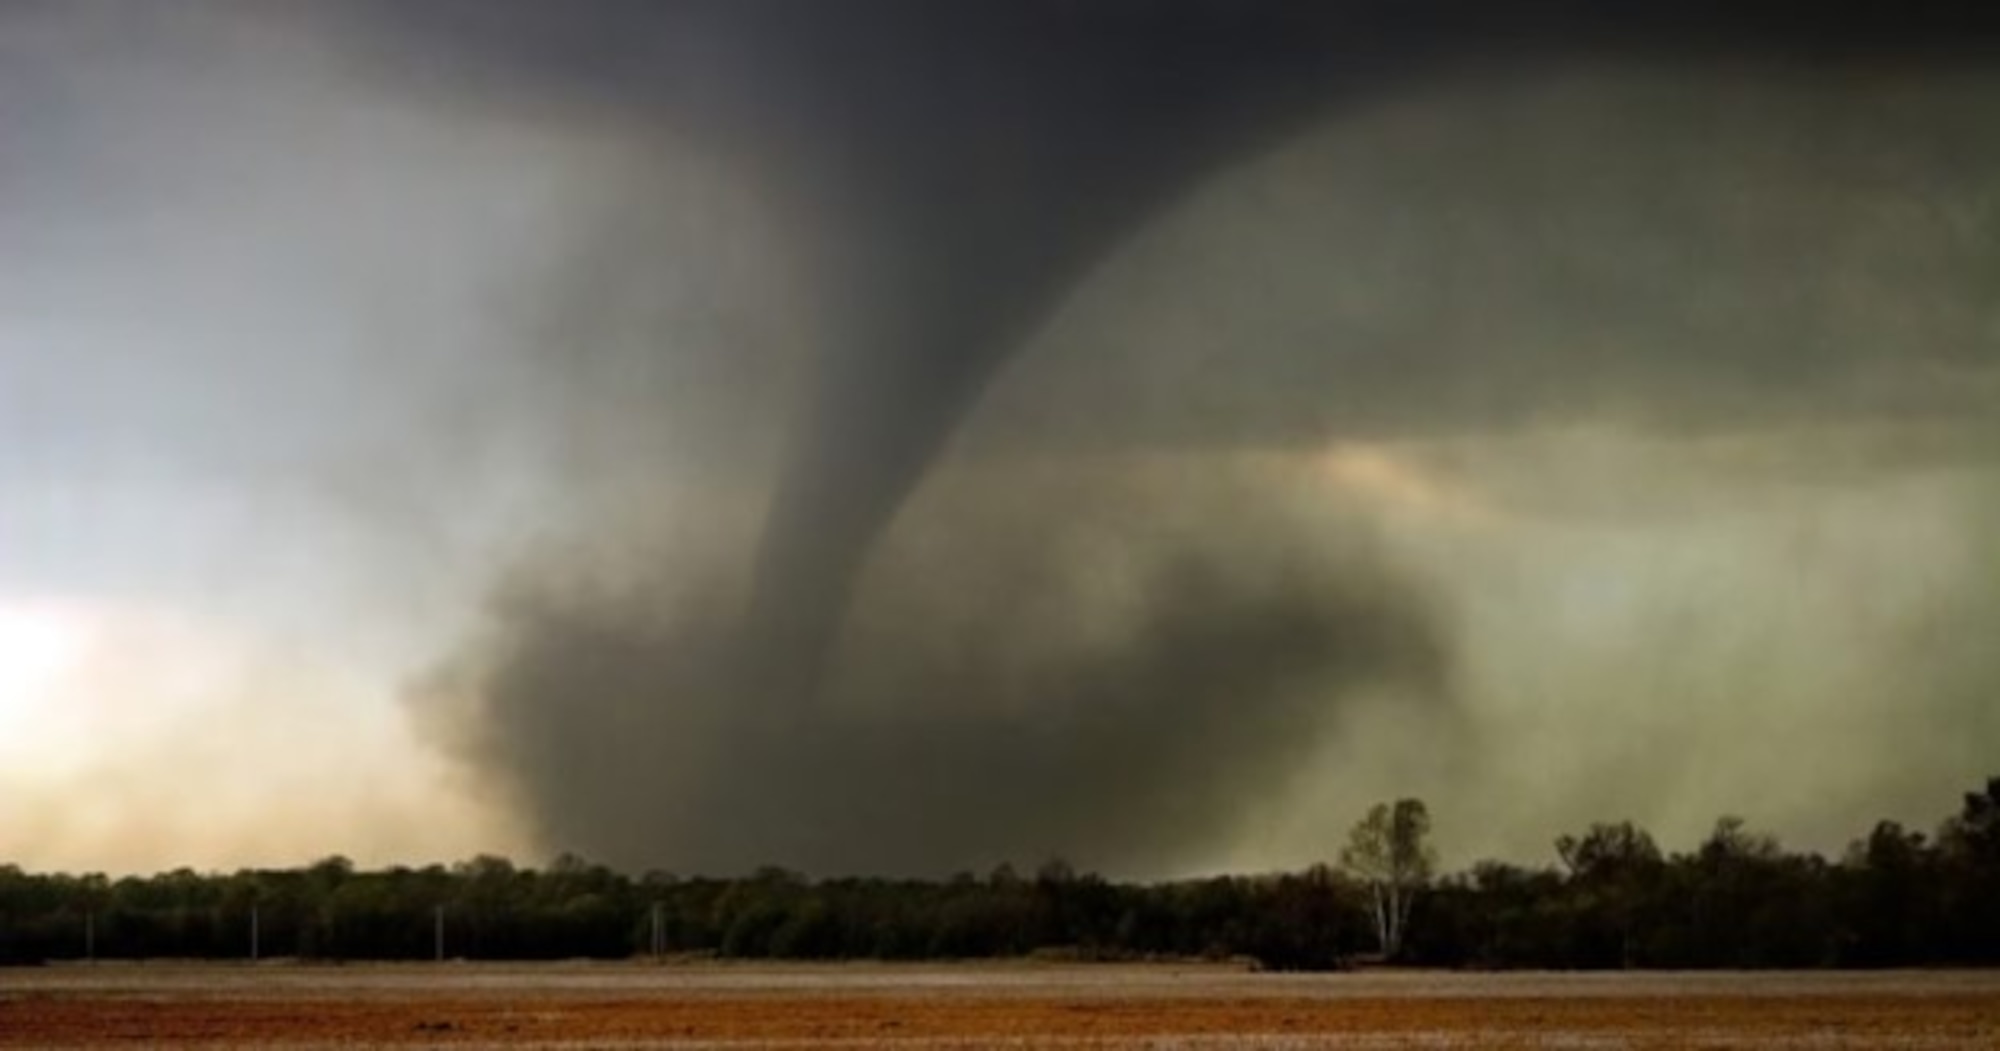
[414,471,1456,877]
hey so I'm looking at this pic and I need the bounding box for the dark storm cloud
[338,0,1999,678]
[352,1,1997,873]
[970,66,2000,458]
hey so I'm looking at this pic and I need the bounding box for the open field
[4,963,1999,1048]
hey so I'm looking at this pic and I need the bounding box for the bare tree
[1340,798,1435,960]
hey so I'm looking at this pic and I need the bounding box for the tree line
[3,776,1994,969]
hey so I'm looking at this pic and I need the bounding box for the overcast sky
[3,3,1996,876]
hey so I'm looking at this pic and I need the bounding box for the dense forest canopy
[5,778,1995,970]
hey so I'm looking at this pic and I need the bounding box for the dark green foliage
[0,857,1377,968]
[1400,785,2000,970]
[2,778,1995,969]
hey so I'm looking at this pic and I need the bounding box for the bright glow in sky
[0,597,524,873]
[0,603,92,755]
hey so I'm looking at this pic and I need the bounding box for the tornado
[327,1,2000,873]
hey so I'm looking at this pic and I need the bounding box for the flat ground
[4,962,1998,1048]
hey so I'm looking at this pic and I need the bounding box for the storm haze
[3,1,1997,877]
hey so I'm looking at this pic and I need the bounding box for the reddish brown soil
[4,963,1997,1047]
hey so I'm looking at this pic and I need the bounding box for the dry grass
[4,962,1998,1047]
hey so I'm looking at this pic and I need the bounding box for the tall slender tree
[1341,798,1435,959]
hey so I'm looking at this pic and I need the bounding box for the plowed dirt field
[4,963,1997,1048]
